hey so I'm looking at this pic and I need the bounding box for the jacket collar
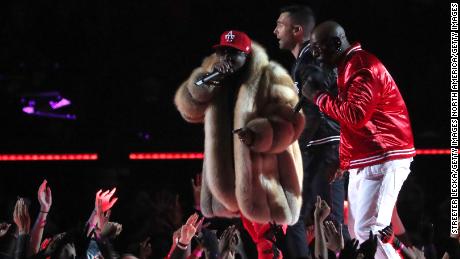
[338,42,361,70]
[297,40,310,59]
[344,42,361,57]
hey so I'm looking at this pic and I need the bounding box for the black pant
[284,143,349,258]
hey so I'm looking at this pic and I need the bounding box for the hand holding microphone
[294,65,328,113]
[195,60,235,86]
[212,59,235,75]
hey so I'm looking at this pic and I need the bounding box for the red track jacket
[314,43,415,170]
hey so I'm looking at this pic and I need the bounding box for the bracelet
[177,241,188,247]
[395,243,405,255]
[392,238,401,249]
[176,241,188,250]
[40,211,49,214]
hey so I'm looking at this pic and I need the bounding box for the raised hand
[29,180,53,256]
[37,179,52,213]
[179,213,202,245]
[0,223,11,238]
[324,221,344,253]
[358,230,378,259]
[194,216,206,235]
[95,198,111,234]
[87,189,116,238]
[218,225,234,254]
[218,225,239,257]
[339,238,359,259]
[95,188,118,213]
[378,225,394,244]
[314,196,330,223]
[13,198,31,234]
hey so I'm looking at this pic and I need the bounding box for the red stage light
[129,150,450,160]
[0,153,98,161]
[129,152,204,160]
[0,149,450,162]
[415,149,451,155]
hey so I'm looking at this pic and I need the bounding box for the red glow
[0,149,450,162]
[0,153,98,161]
[344,200,349,225]
[415,149,451,155]
[129,149,450,160]
[129,152,204,160]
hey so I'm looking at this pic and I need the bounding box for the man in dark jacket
[273,5,348,258]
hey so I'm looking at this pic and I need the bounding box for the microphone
[294,96,307,113]
[195,71,222,86]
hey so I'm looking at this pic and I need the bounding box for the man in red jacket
[301,21,415,258]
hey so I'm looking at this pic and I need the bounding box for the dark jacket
[292,41,340,151]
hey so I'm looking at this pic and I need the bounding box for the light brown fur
[174,42,304,225]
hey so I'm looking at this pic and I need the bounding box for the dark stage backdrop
[0,0,451,248]
[0,0,449,153]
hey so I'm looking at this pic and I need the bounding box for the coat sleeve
[314,68,380,129]
[14,234,29,259]
[245,64,305,154]
[168,246,187,259]
[174,55,219,123]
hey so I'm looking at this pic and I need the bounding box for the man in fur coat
[174,30,305,257]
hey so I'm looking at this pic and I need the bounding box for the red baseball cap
[213,30,252,54]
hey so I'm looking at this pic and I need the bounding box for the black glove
[339,238,359,259]
[358,231,378,259]
[299,65,328,102]
[378,224,394,243]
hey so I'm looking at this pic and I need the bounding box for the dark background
[0,0,451,247]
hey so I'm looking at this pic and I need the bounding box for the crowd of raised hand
[0,179,251,259]
[0,176,458,259]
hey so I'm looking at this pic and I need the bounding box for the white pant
[348,158,412,259]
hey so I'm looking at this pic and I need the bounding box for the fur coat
[174,42,305,225]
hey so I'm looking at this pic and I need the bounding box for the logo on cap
[225,31,235,42]
[213,30,252,54]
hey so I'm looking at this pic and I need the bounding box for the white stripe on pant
[348,158,412,259]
